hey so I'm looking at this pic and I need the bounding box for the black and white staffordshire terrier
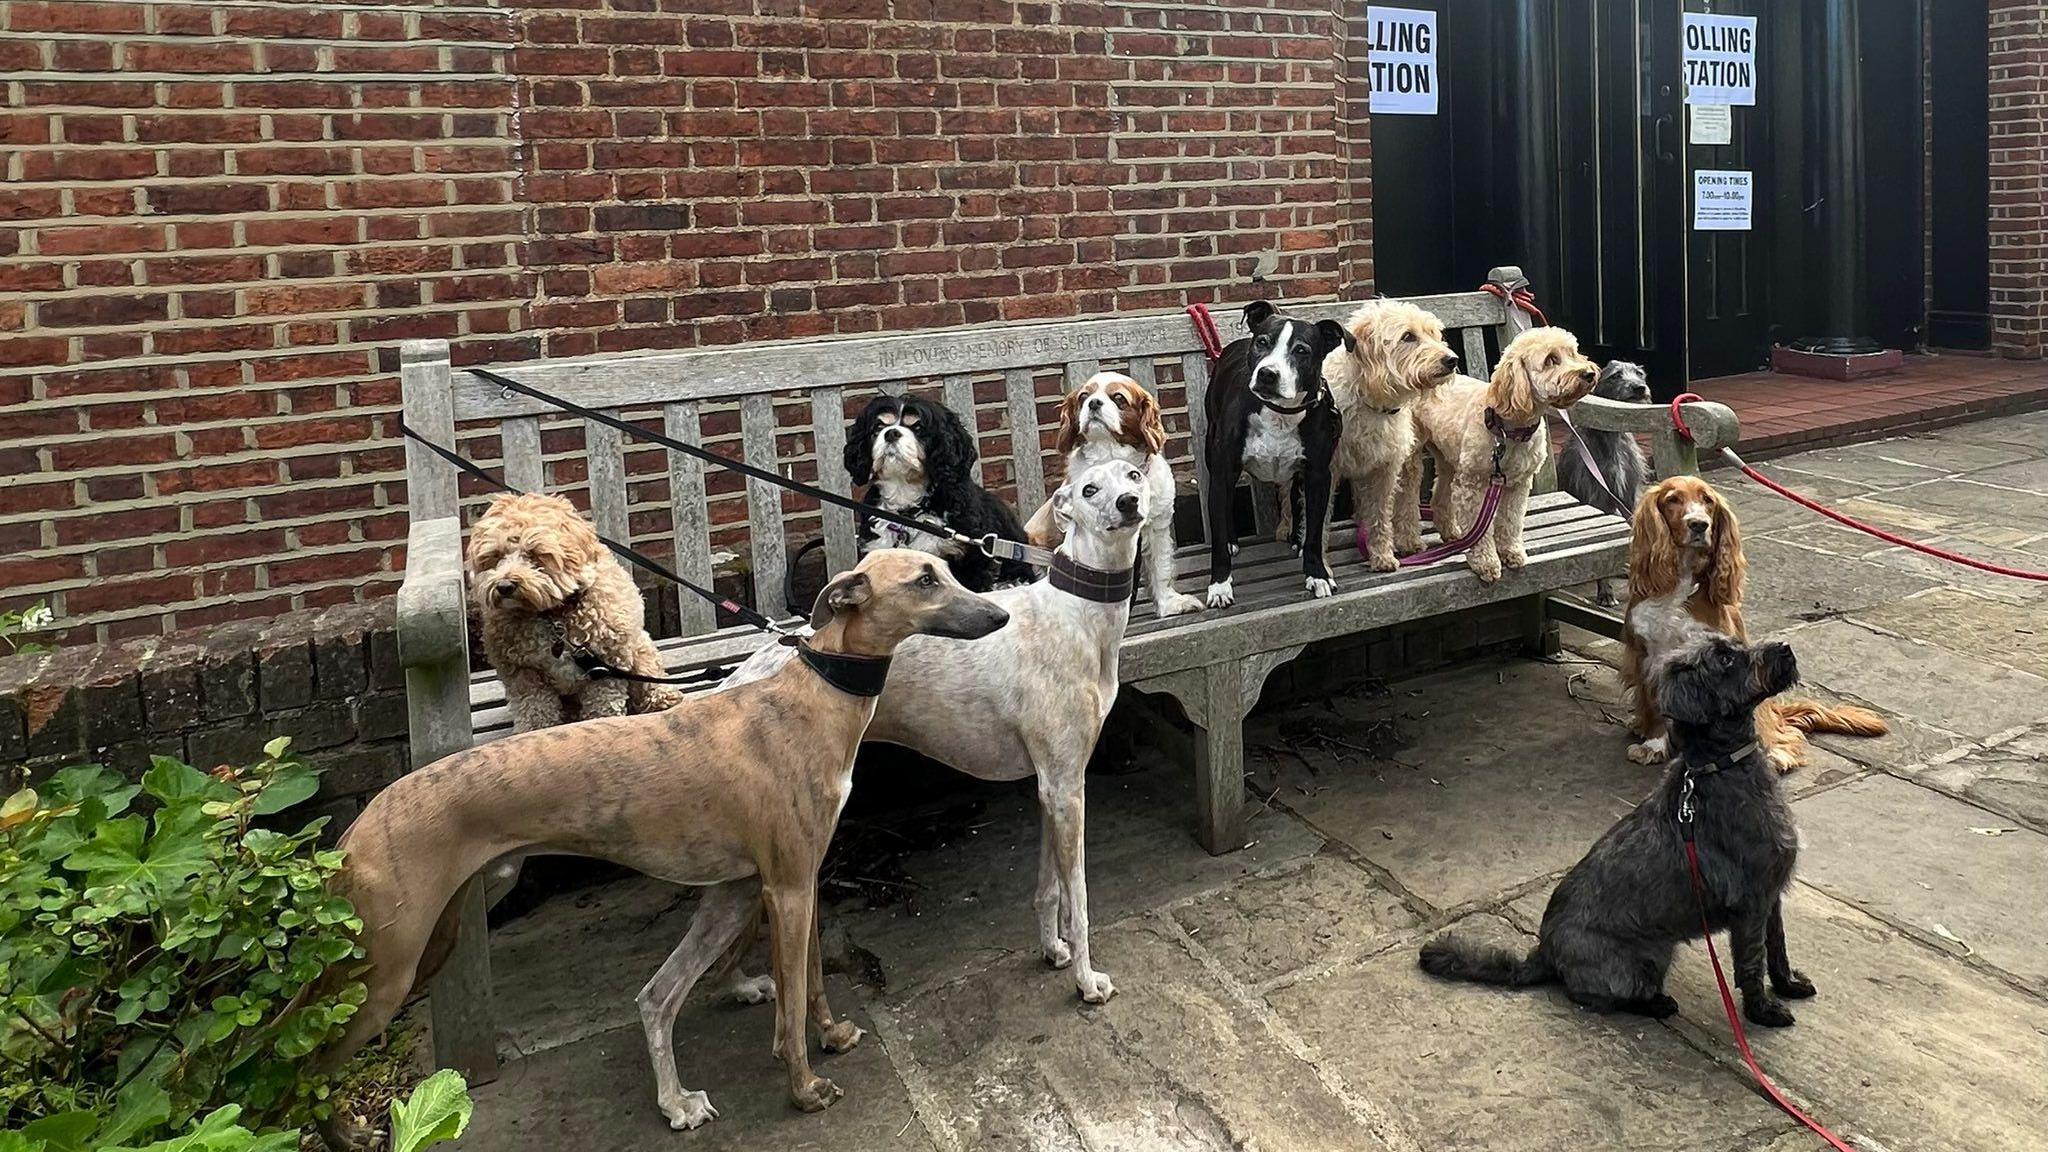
[1201,300,1351,608]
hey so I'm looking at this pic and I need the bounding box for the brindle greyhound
[316,550,1008,1138]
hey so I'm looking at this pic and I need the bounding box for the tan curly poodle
[466,492,682,731]
[1393,326,1598,582]
[1322,299,1462,571]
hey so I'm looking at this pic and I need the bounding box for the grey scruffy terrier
[1418,633,1818,1027]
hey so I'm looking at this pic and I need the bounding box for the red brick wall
[3,0,1371,645]
[1989,0,2046,358]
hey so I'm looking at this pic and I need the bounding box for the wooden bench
[393,267,1740,1076]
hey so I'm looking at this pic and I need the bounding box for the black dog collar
[1047,552,1136,603]
[1675,741,1760,777]
[792,641,893,697]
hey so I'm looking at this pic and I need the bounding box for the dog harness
[792,640,894,697]
[1047,553,1136,603]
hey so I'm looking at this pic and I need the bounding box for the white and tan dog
[1321,299,1461,571]
[466,492,680,730]
[728,459,1152,1003]
[1026,371,1204,617]
[1393,326,1599,582]
[316,551,1009,1139]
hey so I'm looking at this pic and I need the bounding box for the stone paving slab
[1857,537,2048,604]
[1794,774,2048,992]
[1962,454,2048,495]
[1766,443,1952,489]
[1913,725,2048,832]
[1278,659,1665,912]
[1856,587,2048,678]
[1664,886,2048,1152]
[454,977,922,1152]
[1922,409,2048,452]
[873,916,1398,1152]
[1270,914,1796,1152]
[1717,471,1881,535]
[1737,538,1943,635]
[1167,853,1420,989]
[1774,618,2047,743]
[1878,478,2048,533]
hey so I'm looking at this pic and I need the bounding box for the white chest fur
[1241,408,1306,483]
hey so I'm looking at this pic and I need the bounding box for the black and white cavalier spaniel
[845,393,1036,592]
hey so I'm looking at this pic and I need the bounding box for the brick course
[1988,0,2046,358]
[3,0,1373,644]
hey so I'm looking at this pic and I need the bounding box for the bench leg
[1521,592,1561,658]
[430,878,500,1084]
[1193,662,1248,855]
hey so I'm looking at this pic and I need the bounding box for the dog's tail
[1418,936,1554,988]
[1772,698,1887,738]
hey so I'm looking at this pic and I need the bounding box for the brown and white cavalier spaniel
[1620,475,1886,772]
[1025,371,1203,616]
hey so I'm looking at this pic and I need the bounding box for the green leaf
[250,766,319,816]
[389,1069,473,1152]
[19,1112,95,1152]
[142,758,220,806]
[262,735,293,761]
[0,787,37,830]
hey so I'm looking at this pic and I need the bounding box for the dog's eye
[902,413,920,427]
[1082,484,1099,498]
[917,569,937,588]
[1401,332,1416,343]
[1252,337,1268,351]
[1110,392,1127,408]
[878,412,897,425]
[1293,343,1310,356]
[1545,353,1560,368]
[1127,470,1141,482]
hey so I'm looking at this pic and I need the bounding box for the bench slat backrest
[404,272,1525,634]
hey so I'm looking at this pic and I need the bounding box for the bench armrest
[1568,395,1741,477]
[397,516,468,669]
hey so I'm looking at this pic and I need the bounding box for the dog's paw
[1305,576,1334,599]
[1501,545,1528,570]
[821,1020,864,1054]
[1227,542,1240,557]
[1766,746,1801,774]
[1156,590,1205,617]
[729,973,776,1005]
[1205,580,1235,608]
[791,1076,843,1113]
[1638,994,1680,1019]
[1366,547,1399,573]
[1627,738,1668,765]
[1466,555,1503,583]
[661,1090,720,1131]
[1773,969,1817,999]
[1392,531,1425,554]
[1744,995,1797,1028]
[1076,969,1116,1005]
[1042,936,1074,969]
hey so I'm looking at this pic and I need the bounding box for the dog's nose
[1253,367,1279,393]
[1439,354,1458,372]
[1684,517,1711,541]
[882,427,901,442]
[1115,493,1140,517]
[494,580,517,598]
[1088,397,1103,411]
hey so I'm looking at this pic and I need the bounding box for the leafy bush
[388,1071,472,1152]
[0,739,367,1146]
[0,603,52,658]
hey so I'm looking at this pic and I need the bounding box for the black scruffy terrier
[1419,633,1818,1027]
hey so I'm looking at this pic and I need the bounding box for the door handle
[1653,114,1676,163]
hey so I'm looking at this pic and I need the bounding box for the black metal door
[1683,0,1775,379]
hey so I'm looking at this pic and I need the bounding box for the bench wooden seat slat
[396,268,1742,1080]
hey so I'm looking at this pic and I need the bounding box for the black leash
[467,366,1052,569]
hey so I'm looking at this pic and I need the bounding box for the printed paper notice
[1366,6,1438,116]
[1693,169,1752,231]
[1690,104,1732,145]
[1683,13,1757,106]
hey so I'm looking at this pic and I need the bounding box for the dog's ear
[810,570,872,630]
[921,401,977,490]
[1654,650,1723,726]
[1627,484,1678,602]
[1491,349,1540,425]
[1315,318,1356,356]
[1241,300,1274,332]
[1053,387,1087,458]
[843,403,877,486]
[1049,481,1076,530]
[1129,387,1167,456]
[1704,484,1745,614]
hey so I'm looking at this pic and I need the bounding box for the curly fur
[1393,326,1599,581]
[1322,299,1460,571]
[1028,371,1202,616]
[844,393,1034,592]
[1620,476,1887,772]
[1422,634,1818,1027]
[467,492,680,732]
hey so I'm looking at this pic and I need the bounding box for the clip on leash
[1676,776,1858,1152]
[467,367,1053,570]
[1669,393,2048,582]
[400,422,790,686]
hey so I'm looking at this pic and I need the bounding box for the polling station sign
[1366,6,1438,116]
[1683,12,1757,106]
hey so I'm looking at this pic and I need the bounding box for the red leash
[1186,302,1226,364]
[1670,393,2048,582]
[1681,838,1857,1151]
[1480,281,1549,326]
